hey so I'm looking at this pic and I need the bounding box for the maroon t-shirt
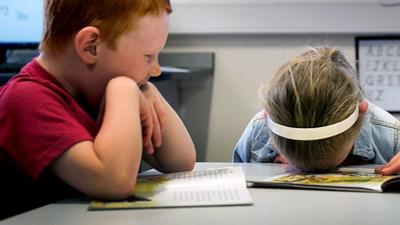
[0,59,100,219]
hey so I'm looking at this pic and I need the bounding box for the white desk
[1,162,399,225]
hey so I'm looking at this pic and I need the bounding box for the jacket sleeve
[232,120,255,162]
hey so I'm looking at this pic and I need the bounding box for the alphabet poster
[357,37,400,112]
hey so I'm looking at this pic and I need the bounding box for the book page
[249,167,400,192]
[89,167,253,209]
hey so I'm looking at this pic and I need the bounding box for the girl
[233,47,400,175]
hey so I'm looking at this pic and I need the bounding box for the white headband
[267,105,359,141]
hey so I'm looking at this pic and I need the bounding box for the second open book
[248,167,400,192]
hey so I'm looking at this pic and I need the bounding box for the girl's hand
[274,154,288,164]
[140,82,166,155]
[375,152,400,175]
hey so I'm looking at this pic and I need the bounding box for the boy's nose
[150,61,162,77]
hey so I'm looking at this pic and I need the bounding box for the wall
[168,0,400,34]
[164,34,356,162]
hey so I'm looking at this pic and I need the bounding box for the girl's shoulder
[367,101,400,129]
[252,110,267,121]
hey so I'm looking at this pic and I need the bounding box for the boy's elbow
[96,177,136,200]
[110,171,138,199]
[87,171,137,200]
[177,146,196,172]
[115,178,136,199]
[160,151,196,173]
[184,150,197,171]
[186,153,196,170]
[169,143,196,172]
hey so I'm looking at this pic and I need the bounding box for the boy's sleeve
[0,81,95,180]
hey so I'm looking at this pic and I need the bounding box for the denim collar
[351,117,375,161]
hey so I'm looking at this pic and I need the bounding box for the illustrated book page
[248,167,400,192]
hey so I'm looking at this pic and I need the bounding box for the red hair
[40,0,172,54]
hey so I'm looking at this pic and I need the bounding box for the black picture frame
[355,36,400,113]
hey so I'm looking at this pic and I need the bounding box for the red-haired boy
[0,0,195,218]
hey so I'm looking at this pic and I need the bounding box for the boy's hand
[138,92,155,155]
[140,82,166,155]
[375,152,400,175]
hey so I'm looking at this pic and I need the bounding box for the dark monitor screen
[0,0,43,48]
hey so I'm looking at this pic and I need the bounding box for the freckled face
[99,12,169,86]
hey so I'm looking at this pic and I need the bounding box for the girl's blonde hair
[260,47,364,172]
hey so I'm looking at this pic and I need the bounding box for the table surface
[1,162,399,225]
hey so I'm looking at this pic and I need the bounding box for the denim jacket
[233,101,400,164]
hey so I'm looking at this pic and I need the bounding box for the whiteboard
[169,0,400,34]
[357,37,400,112]
[173,0,380,4]
[0,0,43,43]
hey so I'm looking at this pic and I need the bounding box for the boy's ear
[74,26,101,65]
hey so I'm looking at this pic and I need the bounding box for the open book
[248,167,400,193]
[89,167,253,210]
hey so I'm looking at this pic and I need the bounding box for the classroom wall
[168,0,400,34]
[164,34,357,162]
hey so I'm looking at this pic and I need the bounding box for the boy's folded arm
[51,141,138,199]
[143,96,196,173]
[52,77,144,199]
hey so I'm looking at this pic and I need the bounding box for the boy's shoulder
[1,74,56,103]
[1,60,71,100]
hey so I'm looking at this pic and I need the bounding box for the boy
[0,0,195,219]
